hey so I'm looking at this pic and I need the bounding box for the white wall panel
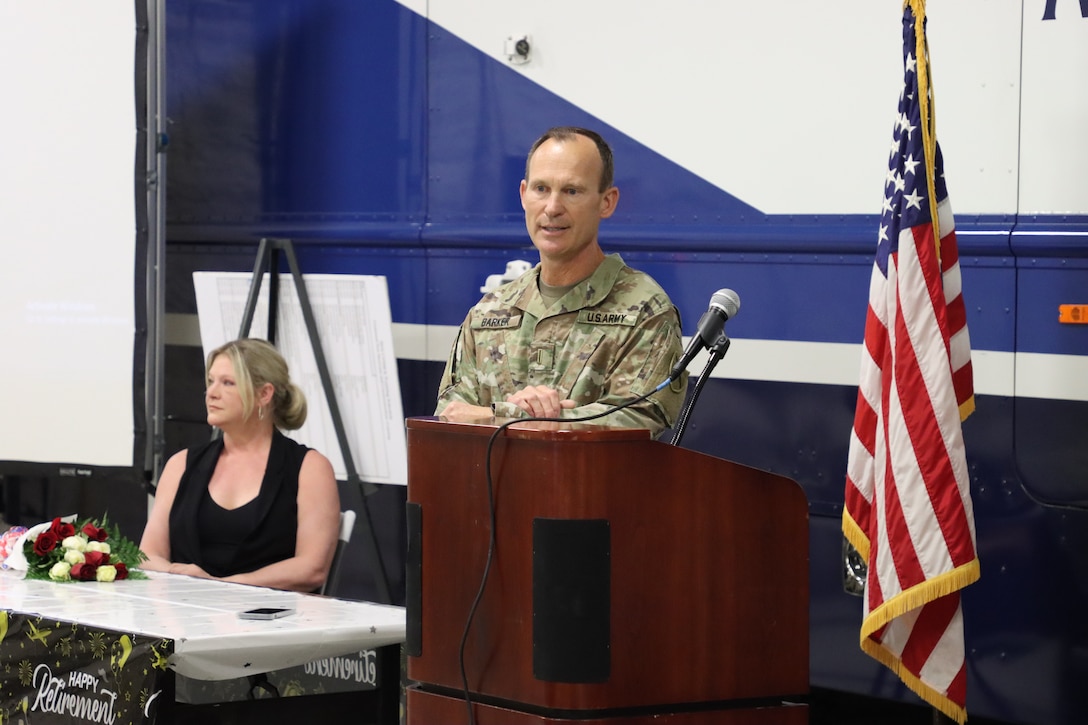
[399,0,1027,216]
[0,2,137,468]
[1019,1,1088,214]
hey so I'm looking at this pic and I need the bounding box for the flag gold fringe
[860,558,980,642]
[959,395,976,421]
[859,558,980,723]
[841,505,869,562]
[861,634,969,724]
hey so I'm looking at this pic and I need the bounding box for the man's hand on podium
[503,385,575,419]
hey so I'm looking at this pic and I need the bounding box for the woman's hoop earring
[258,405,265,421]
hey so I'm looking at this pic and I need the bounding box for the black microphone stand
[670,333,731,446]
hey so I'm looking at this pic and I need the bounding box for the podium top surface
[407,416,655,442]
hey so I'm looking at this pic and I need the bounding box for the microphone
[669,289,741,381]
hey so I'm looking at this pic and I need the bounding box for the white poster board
[193,272,407,486]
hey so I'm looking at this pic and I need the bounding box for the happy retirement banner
[0,612,172,724]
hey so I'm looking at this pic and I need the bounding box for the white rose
[61,535,87,552]
[96,565,118,583]
[49,561,72,581]
[64,549,86,565]
[86,541,111,555]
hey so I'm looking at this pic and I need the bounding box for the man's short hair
[525,126,615,192]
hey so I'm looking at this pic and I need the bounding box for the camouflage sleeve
[434,312,482,414]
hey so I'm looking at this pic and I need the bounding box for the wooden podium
[405,417,809,724]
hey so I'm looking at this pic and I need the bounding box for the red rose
[50,518,76,539]
[70,563,98,581]
[82,523,108,542]
[33,530,59,556]
[84,551,110,567]
[114,562,129,580]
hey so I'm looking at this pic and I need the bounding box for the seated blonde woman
[140,338,340,593]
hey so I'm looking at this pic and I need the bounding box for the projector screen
[0,3,143,474]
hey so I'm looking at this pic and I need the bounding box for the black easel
[238,237,392,604]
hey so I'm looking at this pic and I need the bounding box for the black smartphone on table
[237,607,294,620]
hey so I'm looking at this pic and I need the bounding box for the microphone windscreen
[710,289,741,319]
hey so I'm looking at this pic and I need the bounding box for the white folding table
[0,570,406,723]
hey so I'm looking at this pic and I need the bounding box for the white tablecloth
[0,570,406,680]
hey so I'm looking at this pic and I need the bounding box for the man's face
[519,135,618,268]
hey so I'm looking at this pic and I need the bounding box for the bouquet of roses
[1,516,147,582]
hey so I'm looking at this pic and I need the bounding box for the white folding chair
[320,510,356,596]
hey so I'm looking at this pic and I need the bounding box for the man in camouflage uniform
[435,127,687,436]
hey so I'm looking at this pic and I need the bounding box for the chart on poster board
[193,272,407,486]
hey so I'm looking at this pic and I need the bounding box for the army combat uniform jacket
[436,254,687,436]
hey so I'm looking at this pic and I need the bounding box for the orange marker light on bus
[1058,305,1088,324]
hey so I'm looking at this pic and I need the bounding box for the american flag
[842,2,979,723]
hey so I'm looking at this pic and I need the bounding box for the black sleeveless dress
[168,430,309,578]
